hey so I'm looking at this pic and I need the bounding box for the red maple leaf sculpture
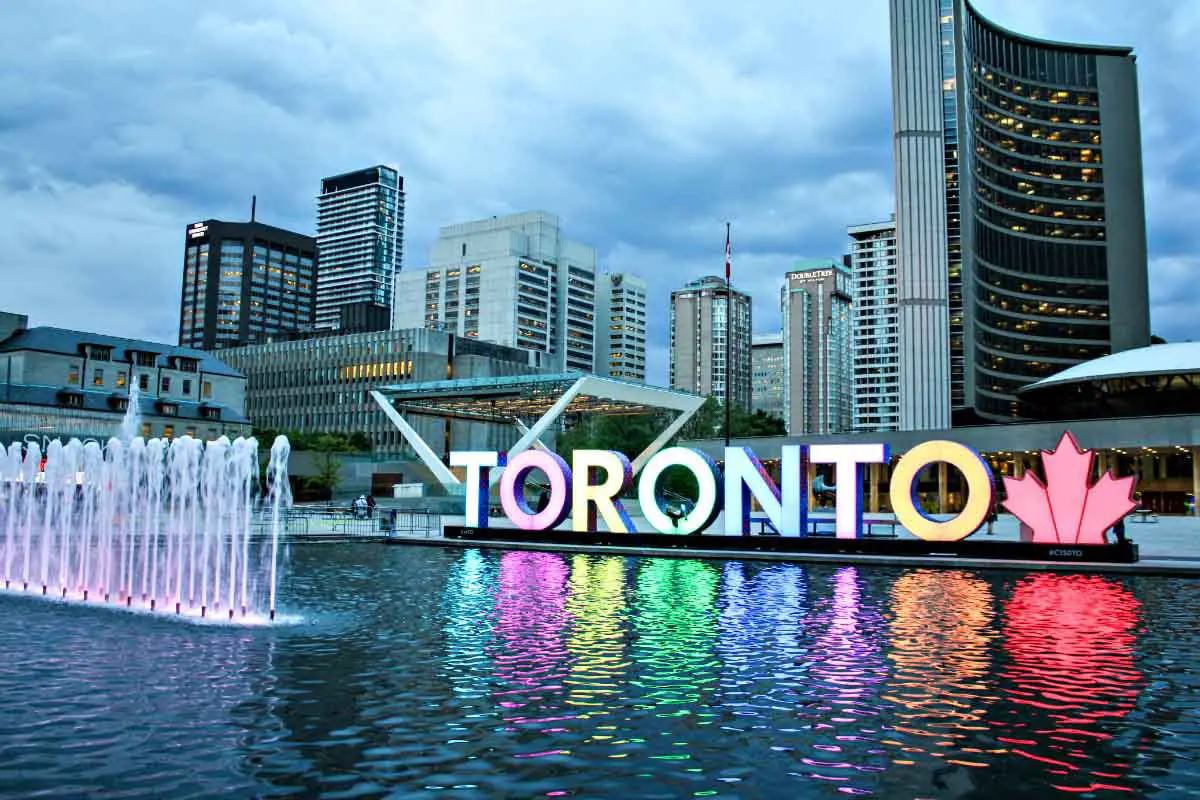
[1001,432,1136,545]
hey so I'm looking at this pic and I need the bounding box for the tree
[680,396,722,440]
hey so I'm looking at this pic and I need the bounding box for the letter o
[637,447,722,534]
[499,450,572,531]
[889,441,994,542]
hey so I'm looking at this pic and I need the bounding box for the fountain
[0,430,291,624]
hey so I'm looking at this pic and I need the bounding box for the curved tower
[890,0,1149,427]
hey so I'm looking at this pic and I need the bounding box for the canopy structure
[370,372,706,488]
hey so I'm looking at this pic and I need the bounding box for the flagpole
[724,221,732,448]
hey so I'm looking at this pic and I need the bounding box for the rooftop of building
[186,218,316,244]
[1022,342,1200,391]
[752,333,784,347]
[0,325,243,378]
[964,0,1134,58]
[320,164,402,194]
[848,217,897,236]
[375,371,701,423]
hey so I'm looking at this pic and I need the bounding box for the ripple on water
[2,545,1200,798]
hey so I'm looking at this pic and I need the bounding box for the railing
[253,506,443,539]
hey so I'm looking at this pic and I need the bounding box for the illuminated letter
[499,450,572,531]
[810,443,889,539]
[450,451,504,528]
[572,450,635,533]
[637,447,722,535]
[890,440,993,542]
[723,445,806,536]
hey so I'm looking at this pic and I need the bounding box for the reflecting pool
[2,544,1200,798]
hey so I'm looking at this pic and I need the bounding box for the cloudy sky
[2,0,1197,386]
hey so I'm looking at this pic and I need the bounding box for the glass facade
[960,2,1121,420]
[179,221,317,351]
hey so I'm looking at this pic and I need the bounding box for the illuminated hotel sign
[451,432,1136,545]
[188,222,209,240]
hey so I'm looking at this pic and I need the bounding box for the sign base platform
[443,526,1140,564]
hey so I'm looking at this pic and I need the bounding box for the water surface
[1,544,1199,798]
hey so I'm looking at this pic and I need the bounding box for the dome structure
[1018,342,1200,419]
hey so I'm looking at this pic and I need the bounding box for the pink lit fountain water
[0,430,291,625]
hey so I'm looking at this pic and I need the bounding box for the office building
[890,0,1149,427]
[594,272,648,382]
[849,217,900,432]
[393,211,597,373]
[315,165,405,331]
[1,311,248,444]
[669,276,752,409]
[751,333,785,421]
[219,329,545,459]
[179,219,317,351]
[781,260,853,435]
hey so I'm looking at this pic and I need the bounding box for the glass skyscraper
[890,0,1150,427]
[179,219,317,351]
[315,165,405,331]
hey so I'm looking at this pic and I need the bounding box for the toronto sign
[451,431,1137,546]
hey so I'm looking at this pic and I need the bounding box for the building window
[67,365,80,385]
[161,377,171,393]
[92,368,104,386]
[59,392,84,409]
[182,379,192,395]
[202,381,212,399]
[139,374,149,391]
[116,371,127,389]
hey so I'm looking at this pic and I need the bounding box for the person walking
[366,494,376,519]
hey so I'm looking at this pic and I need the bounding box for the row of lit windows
[976,201,1106,242]
[337,361,414,380]
[971,75,1101,125]
[975,125,1102,167]
[975,184,1104,225]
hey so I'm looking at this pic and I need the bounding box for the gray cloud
[0,0,1196,385]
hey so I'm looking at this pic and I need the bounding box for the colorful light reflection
[883,570,1000,775]
[999,574,1143,794]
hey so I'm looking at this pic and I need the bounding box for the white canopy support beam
[489,378,587,486]
[630,394,707,476]
[370,390,460,487]
[513,419,551,452]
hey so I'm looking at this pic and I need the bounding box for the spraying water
[0,433,291,623]
[119,381,142,442]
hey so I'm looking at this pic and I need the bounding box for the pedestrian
[366,494,376,519]
[986,472,1003,535]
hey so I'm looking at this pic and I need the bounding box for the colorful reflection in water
[882,570,1000,793]
[631,559,721,710]
[998,574,1143,794]
[489,551,573,739]
[429,552,1175,797]
[564,555,628,717]
[799,567,892,792]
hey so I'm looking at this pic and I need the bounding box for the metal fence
[253,506,443,539]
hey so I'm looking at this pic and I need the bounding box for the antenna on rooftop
[251,195,257,223]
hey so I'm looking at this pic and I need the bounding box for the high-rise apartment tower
[315,165,405,331]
